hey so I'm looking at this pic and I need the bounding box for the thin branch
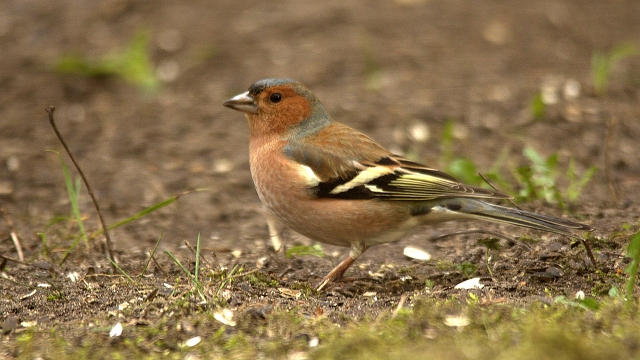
[579,238,597,267]
[46,106,115,268]
[391,293,409,318]
[478,173,522,210]
[225,268,260,280]
[150,252,170,277]
[1,208,23,261]
[0,254,30,266]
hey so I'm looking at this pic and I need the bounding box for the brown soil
[1,0,639,355]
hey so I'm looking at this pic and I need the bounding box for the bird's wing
[283,123,511,201]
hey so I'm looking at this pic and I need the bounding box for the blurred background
[1,0,639,256]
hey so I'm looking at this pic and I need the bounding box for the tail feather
[433,199,593,236]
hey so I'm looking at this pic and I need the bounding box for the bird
[223,78,593,288]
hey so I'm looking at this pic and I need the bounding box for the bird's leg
[317,240,367,290]
[265,210,284,253]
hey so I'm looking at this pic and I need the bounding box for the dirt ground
[1,0,640,357]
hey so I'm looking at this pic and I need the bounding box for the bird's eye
[269,93,282,103]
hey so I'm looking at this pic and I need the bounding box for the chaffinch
[223,78,593,287]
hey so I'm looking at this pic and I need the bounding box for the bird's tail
[428,198,593,236]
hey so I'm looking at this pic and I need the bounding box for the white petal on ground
[67,272,80,282]
[454,278,484,290]
[308,337,319,347]
[403,246,432,261]
[109,322,123,337]
[214,309,236,326]
[443,315,470,327]
[231,249,242,258]
[185,336,201,347]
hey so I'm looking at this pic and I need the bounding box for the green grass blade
[55,30,159,92]
[440,119,456,165]
[165,250,193,279]
[53,151,88,245]
[88,189,206,240]
[108,257,135,283]
[165,249,206,301]
[285,244,325,259]
[195,233,201,286]
[139,232,164,282]
[624,231,640,305]
[216,264,239,298]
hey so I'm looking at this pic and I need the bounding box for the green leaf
[608,286,619,298]
[523,146,544,167]
[554,296,600,311]
[577,298,600,311]
[566,159,598,201]
[447,158,480,185]
[457,262,477,278]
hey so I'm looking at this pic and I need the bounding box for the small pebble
[157,29,183,52]
[212,158,233,174]
[407,121,430,143]
[67,104,86,123]
[0,181,13,195]
[483,20,509,45]
[7,156,19,172]
[563,79,581,99]
[157,60,179,83]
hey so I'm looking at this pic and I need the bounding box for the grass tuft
[592,43,638,95]
[56,30,159,92]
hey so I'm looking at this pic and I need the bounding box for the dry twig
[1,208,23,261]
[46,106,115,268]
[479,173,522,210]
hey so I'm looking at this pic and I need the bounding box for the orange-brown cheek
[249,97,312,137]
[279,96,312,128]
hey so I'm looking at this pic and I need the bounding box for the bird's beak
[223,91,258,114]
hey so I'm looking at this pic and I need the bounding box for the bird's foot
[316,255,356,291]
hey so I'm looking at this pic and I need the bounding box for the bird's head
[224,79,331,137]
